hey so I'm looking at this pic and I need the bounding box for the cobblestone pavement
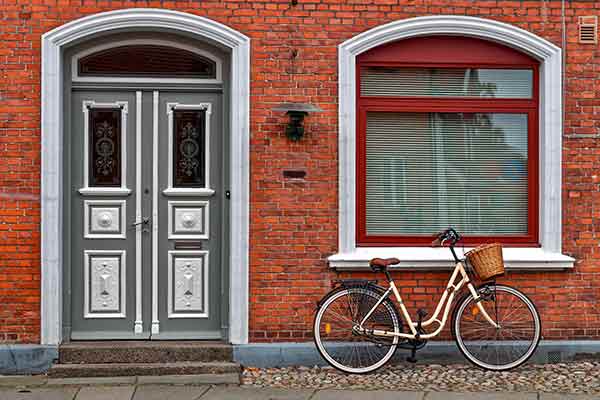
[242,362,600,394]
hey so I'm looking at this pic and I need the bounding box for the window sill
[328,247,575,271]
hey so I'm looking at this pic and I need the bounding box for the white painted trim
[151,90,160,336]
[162,188,215,197]
[83,199,126,239]
[72,38,223,84]
[335,15,573,269]
[83,250,126,319]
[78,187,131,196]
[134,91,143,335]
[42,8,250,345]
[166,102,212,191]
[167,250,209,319]
[167,201,209,240]
[329,247,575,271]
[81,100,128,192]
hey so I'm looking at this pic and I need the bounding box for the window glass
[79,45,217,79]
[365,112,528,236]
[173,110,206,188]
[361,67,533,98]
[88,108,121,187]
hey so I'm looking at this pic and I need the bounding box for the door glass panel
[173,110,206,188]
[89,107,121,187]
[79,45,217,79]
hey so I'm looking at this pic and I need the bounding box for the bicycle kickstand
[406,308,428,364]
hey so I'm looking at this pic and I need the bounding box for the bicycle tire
[314,286,401,374]
[452,284,541,371]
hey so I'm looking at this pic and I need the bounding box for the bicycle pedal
[406,356,417,363]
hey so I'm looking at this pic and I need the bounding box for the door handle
[131,217,150,233]
[131,217,150,227]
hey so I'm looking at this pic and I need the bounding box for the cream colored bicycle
[314,228,541,373]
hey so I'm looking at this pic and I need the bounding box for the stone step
[47,361,241,380]
[58,341,233,364]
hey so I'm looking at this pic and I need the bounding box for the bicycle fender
[316,280,388,308]
[450,282,498,337]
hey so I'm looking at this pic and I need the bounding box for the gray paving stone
[132,385,210,400]
[137,373,239,385]
[75,386,135,400]
[540,394,600,400]
[47,377,136,386]
[0,387,78,400]
[425,392,538,400]
[313,389,425,400]
[0,376,47,387]
[199,387,314,400]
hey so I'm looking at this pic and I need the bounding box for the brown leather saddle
[369,257,400,269]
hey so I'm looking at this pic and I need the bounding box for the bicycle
[313,228,541,373]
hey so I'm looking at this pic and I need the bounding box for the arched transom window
[72,39,223,83]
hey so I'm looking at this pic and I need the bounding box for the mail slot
[174,241,203,250]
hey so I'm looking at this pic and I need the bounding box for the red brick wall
[0,0,597,343]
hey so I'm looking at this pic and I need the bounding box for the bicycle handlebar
[431,228,461,247]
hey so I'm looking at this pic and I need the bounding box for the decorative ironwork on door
[88,108,122,187]
[173,110,206,188]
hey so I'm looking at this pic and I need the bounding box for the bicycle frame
[358,261,499,340]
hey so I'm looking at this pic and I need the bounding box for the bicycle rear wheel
[314,286,401,374]
[452,284,541,371]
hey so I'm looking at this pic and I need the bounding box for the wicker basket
[465,243,505,281]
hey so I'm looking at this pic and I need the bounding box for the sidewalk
[0,386,595,400]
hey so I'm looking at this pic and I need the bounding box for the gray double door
[69,89,224,340]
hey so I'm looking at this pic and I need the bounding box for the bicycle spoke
[315,287,400,373]
[454,285,540,371]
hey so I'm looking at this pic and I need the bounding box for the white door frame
[40,8,250,345]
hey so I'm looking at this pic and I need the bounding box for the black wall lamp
[273,102,323,141]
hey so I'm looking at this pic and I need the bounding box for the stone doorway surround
[40,8,250,345]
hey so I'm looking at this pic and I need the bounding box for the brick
[0,0,597,344]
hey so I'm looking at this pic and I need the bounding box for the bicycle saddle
[369,258,400,268]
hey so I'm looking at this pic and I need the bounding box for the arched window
[356,36,539,246]
[71,39,223,83]
[78,44,217,79]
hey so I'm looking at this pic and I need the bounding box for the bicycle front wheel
[314,286,401,374]
[452,284,541,371]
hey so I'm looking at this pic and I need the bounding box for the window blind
[360,67,533,98]
[365,112,529,236]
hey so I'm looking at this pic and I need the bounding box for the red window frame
[356,36,540,247]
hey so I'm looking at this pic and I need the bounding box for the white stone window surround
[332,15,575,271]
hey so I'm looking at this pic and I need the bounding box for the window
[356,36,539,246]
[81,100,128,193]
[173,109,207,188]
[87,107,122,187]
[78,45,217,79]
